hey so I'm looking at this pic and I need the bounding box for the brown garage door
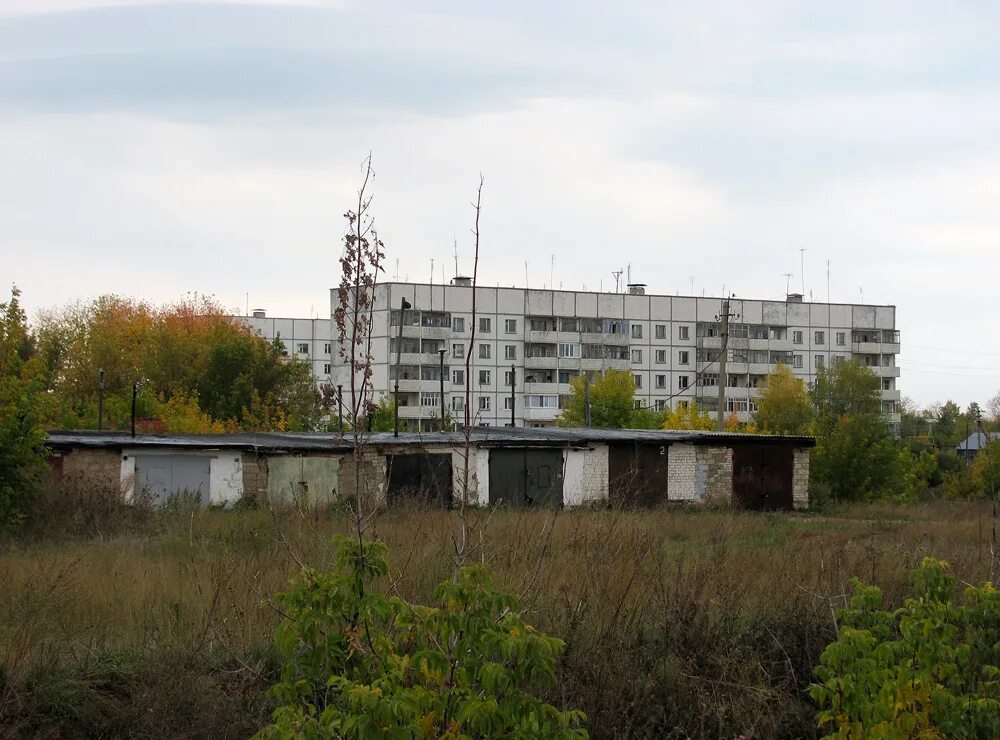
[608,443,669,507]
[732,445,794,511]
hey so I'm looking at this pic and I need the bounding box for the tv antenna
[612,270,624,293]
[783,273,793,295]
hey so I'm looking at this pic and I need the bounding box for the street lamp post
[393,297,412,437]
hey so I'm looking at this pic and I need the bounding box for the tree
[0,287,49,527]
[810,361,904,501]
[34,293,321,432]
[932,400,963,448]
[661,402,714,430]
[557,370,657,429]
[754,363,813,435]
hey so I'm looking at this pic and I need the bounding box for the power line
[905,344,1000,356]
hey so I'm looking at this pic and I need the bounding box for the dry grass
[1,499,995,738]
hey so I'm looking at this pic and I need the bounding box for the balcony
[524,356,558,369]
[524,407,560,421]
[881,389,902,402]
[524,382,559,395]
[396,405,424,419]
[527,330,559,343]
[395,379,423,392]
[873,365,901,377]
[397,352,423,366]
[696,336,722,350]
[401,325,450,340]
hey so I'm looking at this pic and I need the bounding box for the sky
[2,0,998,407]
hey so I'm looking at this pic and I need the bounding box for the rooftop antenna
[783,273,793,295]
[525,261,529,290]
[827,260,831,303]
[430,258,434,310]
[627,262,631,285]
[245,292,249,317]
[550,254,554,292]
[453,236,458,277]
[395,258,400,281]
[690,276,694,295]
[860,286,864,304]
[612,270,624,293]
[799,248,806,296]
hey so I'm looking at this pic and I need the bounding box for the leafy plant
[256,536,587,739]
[810,557,1000,739]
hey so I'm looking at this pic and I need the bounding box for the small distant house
[957,431,1000,463]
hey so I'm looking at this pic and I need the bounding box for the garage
[732,444,794,511]
[386,453,453,508]
[488,448,564,507]
[133,454,211,506]
[608,443,669,506]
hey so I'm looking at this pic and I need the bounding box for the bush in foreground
[257,536,587,738]
[811,558,1000,738]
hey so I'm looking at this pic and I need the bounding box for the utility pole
[439,349,446,432]
[393,296,412,437]
[715,297,740,431]
[510,364,516,427]
[97,369,105,432]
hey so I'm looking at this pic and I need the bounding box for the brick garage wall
[56,448,122,496]
[667,443,698,502]
[793,448,810,510]
[338,451,387,510]
[242,454,268,504]
[696,445,733,505]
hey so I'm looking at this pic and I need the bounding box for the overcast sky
[2,0,998,407]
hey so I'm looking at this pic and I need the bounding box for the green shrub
[810,557,1000,738]
[256,536,587,738]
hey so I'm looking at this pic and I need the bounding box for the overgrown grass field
[1,501,996,738]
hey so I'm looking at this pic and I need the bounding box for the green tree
[754,363,814,435]
[931,400,963,448]
[810,361,904,501]
[557,370,660,429]
[0,287,49,527]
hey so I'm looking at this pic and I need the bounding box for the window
[832,355,845,366]
[631,349,642,364]
[504,319,517,334]
[631,324,643,339]
[655,399,666,412]
[452,317,465,333]
[527,395,557,408]
[835,331,845,346]
[559,317,578,332]
[558,370,573,384]
[793,354,803,368]
[633,400,642,410]
[655,349,666,364]
[699,373,718,386]
[655,324,666,340]
[451,396,464,411]
[678,325,690,340]
[479,344,491,359]
[478,370,491,385]
[479,317,491,333]
[504,370,515,386]
[452,343,464,358]
[420,392,441,408]
[504,345,517,360]
[655,374,666,389]
[678,375,689,389]
[297,343,309,354]
[479,396,491,411]
[793,330,803,344]
[504,397,514,410]
[677,400,689,409]
[323,363,331,374]
[323,343,331,354]
[558,343,580,358]
[814,331,825,345]
[678,350,689,365]
[727,398,749,412]
[633,374,642,389]
[452,369,465,385]
[815,355,825,369]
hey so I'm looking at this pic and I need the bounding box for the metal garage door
[134,454,211,506]
[732,445,794,511]
[489,449,564,507]
[386,453,453,508]
[608,443,669,507]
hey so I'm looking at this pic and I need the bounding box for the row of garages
[45,427,813,511]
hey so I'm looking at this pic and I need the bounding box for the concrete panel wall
[762,301,787,325]
[563,446,608,506]
[339,451,387,509]
[667,443,698,501]
[740,300,763,324]
[793,448,810,510]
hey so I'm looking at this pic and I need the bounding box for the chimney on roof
[785,293,803,303]
[451,276,472,287]
[251,309,266,318]
[627,283,646,296]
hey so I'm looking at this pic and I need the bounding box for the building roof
[957,431,1000,452]
[45,427,814,452]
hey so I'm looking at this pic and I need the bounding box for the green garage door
[489,449,564,507]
